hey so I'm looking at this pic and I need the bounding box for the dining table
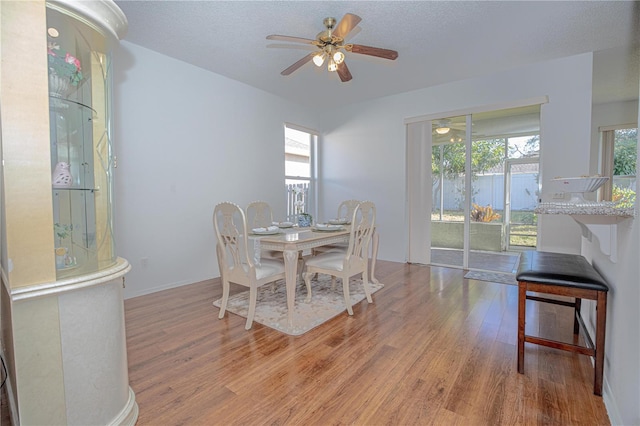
[251,225,380,328]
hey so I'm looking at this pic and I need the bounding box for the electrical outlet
[141,257,149,268]
[552,192,565,200]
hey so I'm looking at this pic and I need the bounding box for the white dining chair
[246,200,305,286]
[246,200,281,261]
[313,199,361,256]
[303,201,376,315]
[246,200,274,229]
[337,199,361,222]
[214,202,286,330]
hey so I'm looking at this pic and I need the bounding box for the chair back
[246,201,274,228]
[213,202,255,280]
[337,199,360,220]
[345,201,376,264]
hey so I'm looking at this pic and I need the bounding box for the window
[600,126,637,207]
[285,124,317,220]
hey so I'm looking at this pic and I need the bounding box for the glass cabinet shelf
[53,188,98,191]
[48,5,116,278]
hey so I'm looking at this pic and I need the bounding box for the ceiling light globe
[313,53,326,67]
[435,127,450,135]
[333,51,345,64]
[328,58,338,72]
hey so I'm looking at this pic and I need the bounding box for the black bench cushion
[516,251,608,292]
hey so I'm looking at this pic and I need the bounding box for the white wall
[113,41,319,298]
[318,53,595,261]
[582,100,639,425]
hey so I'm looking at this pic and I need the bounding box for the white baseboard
[581,305,621,425]
[1,350,19,425]
[124,279,195,299]
[108,387,139,426]
[602,378,622,425]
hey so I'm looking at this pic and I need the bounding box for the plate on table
[251,228,281,235]
[313,224,345,232]
[328,218,350,225]
[277,222,294,228]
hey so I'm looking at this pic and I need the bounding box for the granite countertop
[535,202,635,217]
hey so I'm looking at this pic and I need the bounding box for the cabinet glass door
[47,6,115,278]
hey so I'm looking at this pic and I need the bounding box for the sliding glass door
[430,115,467,268]
[505,159,539,250]
[469,134,507,270]
[428,106,540,271]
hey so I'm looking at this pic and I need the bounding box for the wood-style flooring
[124,260,610,425]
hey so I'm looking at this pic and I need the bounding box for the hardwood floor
[124,260,610,425]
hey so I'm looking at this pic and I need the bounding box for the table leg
[283,248,299,328]
[370,230,380,285]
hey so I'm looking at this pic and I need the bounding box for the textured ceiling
[115,1,640,109]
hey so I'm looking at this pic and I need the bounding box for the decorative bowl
[551,176,609,203]
[551,176,609,193]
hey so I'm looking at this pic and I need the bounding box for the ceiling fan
[433,119,475,143]
[266,13,398,82]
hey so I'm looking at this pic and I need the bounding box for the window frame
[599,123,637,202]
[284,123,318,220]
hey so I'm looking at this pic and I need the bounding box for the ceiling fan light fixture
[435,126,450,135]
[328,58,338,72]
[313,52,326,67]
[268,13,398,82]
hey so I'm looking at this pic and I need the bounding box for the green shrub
[612,186,636,208]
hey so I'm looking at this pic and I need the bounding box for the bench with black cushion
[516,251,609,396]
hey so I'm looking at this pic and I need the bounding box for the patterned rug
[464,270,518,286]
[213,276,384,336]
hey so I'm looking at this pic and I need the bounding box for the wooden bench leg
[517,282,526,374]
[594,291,607,396]
[573,297,582,334]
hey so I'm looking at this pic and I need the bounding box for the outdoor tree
[613,128,637,176]
[432,138,505,212]
[611,128,637,206]
[509,135,540,158]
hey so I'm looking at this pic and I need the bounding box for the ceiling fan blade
[266,34,316,44]
[281,52,316,76]
[349,44,398,60]
[333,13,362,39]
[336,61,352,82]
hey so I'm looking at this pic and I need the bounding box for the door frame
[405,96,548,266]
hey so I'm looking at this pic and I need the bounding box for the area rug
[213,276,384,336]
[464,270,518,286]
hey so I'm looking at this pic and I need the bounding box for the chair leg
[362,268,373,303]
[343,276,353,315]
[331,276,337,290]
[517,282,526,374]
[245,286,258,330]
[218,279,230,319]
[302,271,313,303]
[594,291,607,396]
